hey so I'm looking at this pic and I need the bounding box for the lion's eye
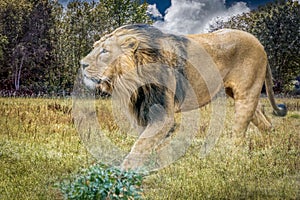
[100,48,108,54]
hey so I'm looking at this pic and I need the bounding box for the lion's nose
[81,63,89,69]
[91,78,101,84]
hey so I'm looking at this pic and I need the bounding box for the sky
[58,0,279,34]
[59,0,277,11]
[147,0,276,15]
[147,0,252,34]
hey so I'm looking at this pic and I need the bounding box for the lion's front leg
[121,103,175,171]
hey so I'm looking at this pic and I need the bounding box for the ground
[0,97,299,199]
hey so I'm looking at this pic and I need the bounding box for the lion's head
[80,24,173,95]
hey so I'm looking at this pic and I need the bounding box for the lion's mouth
[91,77,101,84]
[83,75,112,96]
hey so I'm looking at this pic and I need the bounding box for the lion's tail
[265,62,287,116]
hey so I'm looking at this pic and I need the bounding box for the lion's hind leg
[233,98,259,136]
[227,96,260,148]
[251,103,273,132]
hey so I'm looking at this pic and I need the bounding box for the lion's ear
[120,36,139,52]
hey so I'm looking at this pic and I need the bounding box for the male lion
[81,24,287,170]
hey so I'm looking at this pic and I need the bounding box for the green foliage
[211,0,300,93]
[58,164,144,200]
[0,34,8,61]
[0,0,152,95]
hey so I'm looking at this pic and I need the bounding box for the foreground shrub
[58,164,144,200]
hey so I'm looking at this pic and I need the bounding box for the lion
[80,24,287,170]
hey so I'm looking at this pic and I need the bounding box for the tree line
[211,0,299,94]
[0,0,151,96]
[0,0,299,96]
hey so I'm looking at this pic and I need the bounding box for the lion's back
[187,29,266,59]
[187,29,267,73]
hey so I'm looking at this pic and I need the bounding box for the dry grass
[0,97,299,199]
[0,98,95,199]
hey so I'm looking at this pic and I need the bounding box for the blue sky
[59,0,276,11]
[58,0,278,34]
[147,0,275,15]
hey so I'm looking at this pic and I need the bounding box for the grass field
[0,97,299,199]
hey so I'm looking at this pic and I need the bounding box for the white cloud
[152,0,250,34]
[147,4,163,19]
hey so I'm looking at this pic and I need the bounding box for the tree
[0,0,152,95]
[48,0,152,95]
[211,0,300,93]
[0,0,55,93]
[0,0,32,91]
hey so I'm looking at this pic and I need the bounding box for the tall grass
[0,98,95,199]
[144,98,300,199]
[0,97,299,199]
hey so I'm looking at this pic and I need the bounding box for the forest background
[0,0,299,96]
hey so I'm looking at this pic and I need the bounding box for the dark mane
[111,25,190,127]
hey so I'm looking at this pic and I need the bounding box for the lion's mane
[108,25,190,127]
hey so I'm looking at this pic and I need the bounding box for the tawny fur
[81,24,287,169]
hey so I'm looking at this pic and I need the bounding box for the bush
[58,164,144,200]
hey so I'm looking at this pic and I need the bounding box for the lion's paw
[121,153,148,171]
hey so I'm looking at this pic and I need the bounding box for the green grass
[0,98,95,199]
[0,97,299,199]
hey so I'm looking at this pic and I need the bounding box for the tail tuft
[273,104,287,117]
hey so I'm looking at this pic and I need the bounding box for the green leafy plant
[58,164,144,200]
